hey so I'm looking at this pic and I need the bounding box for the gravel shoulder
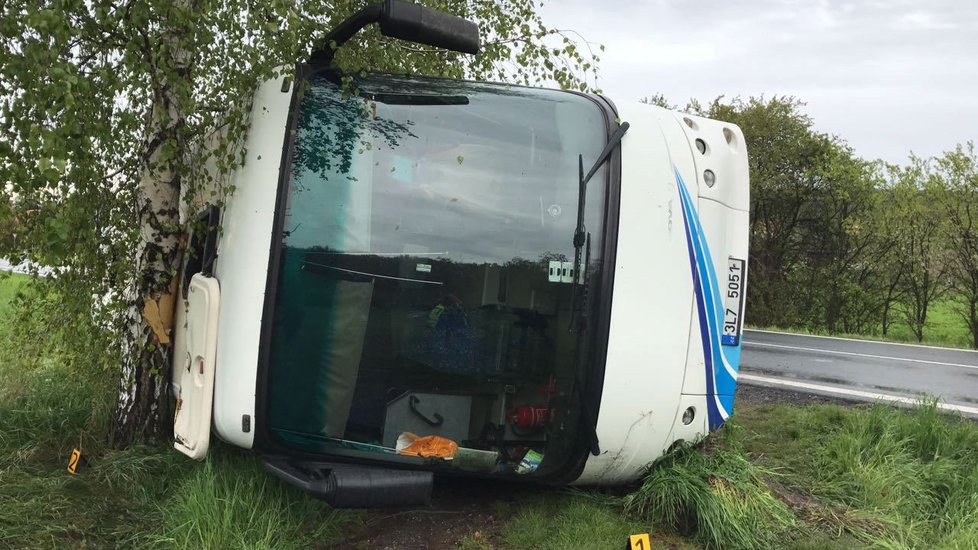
[734,382,863,408]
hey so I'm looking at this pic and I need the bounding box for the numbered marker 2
[67,448,82,475]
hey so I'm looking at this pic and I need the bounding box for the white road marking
[745,328,978,354]
[739,373,978,417]
[743,341,978,371]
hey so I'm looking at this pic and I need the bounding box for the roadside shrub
[623,443,795,549]
[810,402,978,547]
[145,447,359,550]
[0,278,116,466]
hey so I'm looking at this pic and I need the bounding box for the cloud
[895,11,956,30]
[540,0,978,163]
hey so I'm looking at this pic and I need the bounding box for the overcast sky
[540,0,977,164]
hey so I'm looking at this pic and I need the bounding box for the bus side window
[182,205,221,299]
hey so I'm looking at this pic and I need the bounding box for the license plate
[721,257,746,346]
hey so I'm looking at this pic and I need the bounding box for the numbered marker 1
[67,448,82,474]
[628,533,651,550]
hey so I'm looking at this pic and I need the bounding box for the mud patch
[328,477,537,549]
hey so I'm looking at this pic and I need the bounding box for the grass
[734,400,978,548]
[491,400,978,549]
[623,442,795,549]
[750,296,976,349]
[0,272,26,317]
[0,276,359,549]
[886,297,972,348]
[145,448,360,549]
[4,275,978,549]
[499,493,693,550]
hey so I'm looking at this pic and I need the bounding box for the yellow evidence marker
[67,448,82,474]
[628,533,652,550]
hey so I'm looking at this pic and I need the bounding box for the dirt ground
[329,384,846,549]
[329,476,536,549]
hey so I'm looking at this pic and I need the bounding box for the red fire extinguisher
[508,405,552,432]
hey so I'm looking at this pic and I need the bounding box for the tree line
[646,95,977,347]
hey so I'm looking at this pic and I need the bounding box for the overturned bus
[170,1,749,507]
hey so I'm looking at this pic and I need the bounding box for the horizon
[542,0,977,165]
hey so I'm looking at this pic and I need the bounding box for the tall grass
[0,339,183,547]
[145,449,360,549]
[0,277,356,549]
[733,400,978,548]
[616,401,978,549]
[0,277,173,547]
[809,403,978,547]
[0,272,26,317]
[623,443,795,549]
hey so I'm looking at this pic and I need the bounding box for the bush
[624,442,795,549]
[810,402,978,547]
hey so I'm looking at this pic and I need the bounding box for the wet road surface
[740,329,978,416]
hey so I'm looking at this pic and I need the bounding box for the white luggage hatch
[173,273,221,459]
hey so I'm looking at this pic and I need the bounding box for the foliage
[885,159,950,342]
[0,0,603,443]
[0,0,601,277]
[933,143,978,347]
[754,296,972,348]
[706,96,905,336]
[700,96,840,328]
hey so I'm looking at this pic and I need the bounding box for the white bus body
[171,69,748,505]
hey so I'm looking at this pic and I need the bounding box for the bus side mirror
[380,0,480,55]
[311,0,481,65]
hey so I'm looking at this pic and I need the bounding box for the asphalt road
[0,259,23,274]
[0,258,50,277]
[740,329,978,416]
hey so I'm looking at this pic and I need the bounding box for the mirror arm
[310,0,480,66]
[310,3,385,65]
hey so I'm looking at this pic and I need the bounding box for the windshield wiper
[567,121,628,457]
[569,121,629,331]
[365,92,470,106]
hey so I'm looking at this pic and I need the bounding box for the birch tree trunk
[111,11,193,446]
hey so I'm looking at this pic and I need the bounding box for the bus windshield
[266,71,610,478]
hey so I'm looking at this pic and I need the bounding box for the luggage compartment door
[173,273,221,459]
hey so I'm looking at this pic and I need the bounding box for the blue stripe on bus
[674,168,741,429]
